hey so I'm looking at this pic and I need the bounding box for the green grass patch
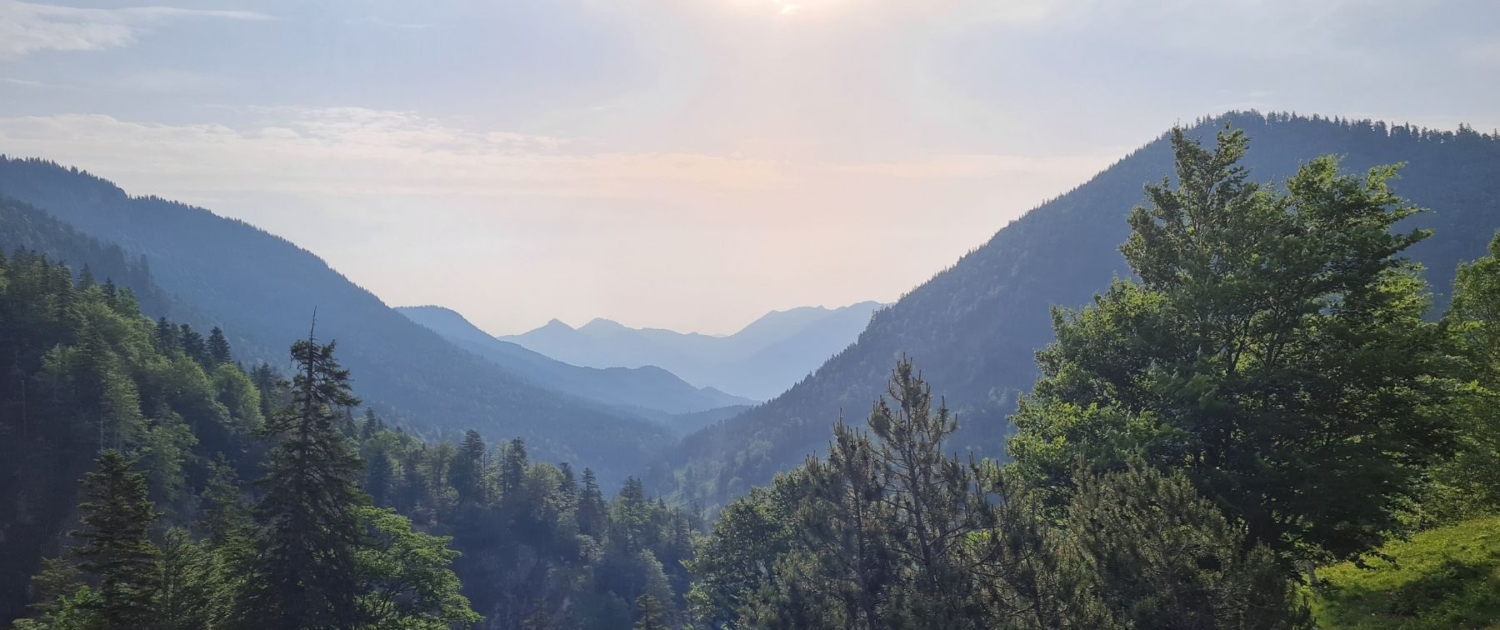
[1311,516,1500,630]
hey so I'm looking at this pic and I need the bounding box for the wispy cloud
[0,107,1109,202]
[0,0,270,59]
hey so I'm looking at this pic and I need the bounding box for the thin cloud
[0,0,271,59]
[0,107,1110,203]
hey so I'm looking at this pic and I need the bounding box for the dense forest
[0,244,703,628]
[657,111,1500,510]
[4,117,1500,630]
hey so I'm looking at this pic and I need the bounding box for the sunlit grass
[1311,516,1500,630]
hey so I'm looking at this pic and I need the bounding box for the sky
[1,0,1497,335]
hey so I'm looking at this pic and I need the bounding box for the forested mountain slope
[399,305,752,415]
[0,158,670,481]
[502,301,883,400]
[0,196,177,320]
[657,112,1500,505]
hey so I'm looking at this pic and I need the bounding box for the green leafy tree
[1430,230,1500,518]
[355,506,480,630]
[1009,127,1456,564]
[685,485,793,627]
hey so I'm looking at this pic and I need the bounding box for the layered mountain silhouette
[654,112,1500,506]
[0,158,669,482]
[501,302,885,400]
[398,305,753,417]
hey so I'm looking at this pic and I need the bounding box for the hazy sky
[2,0,1497,335]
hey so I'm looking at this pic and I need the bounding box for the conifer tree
[234,336,368,630]
[178,324,207,365]
[154,317,178,353]
[207,327,232,365]
[578,468,608,539]
[199,457,249,546]
[365,443,394,509]
[73,450,160,630]
[500,437,528,496]
[450,429,486,505]
[633,594,669,630]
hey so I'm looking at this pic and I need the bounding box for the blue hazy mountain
[0,157,670,481]
[501,301,884,400]
[398,305,753,415]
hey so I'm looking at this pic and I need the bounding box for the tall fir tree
[633,594,669,630]
[178,324,207,365]
[206,327,232,366]
[73,450,160,630]
[450,430,487,505]
[235,336,368,630]
[577,468,608,539]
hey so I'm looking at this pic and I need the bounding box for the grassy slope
[1312,516,1500,630]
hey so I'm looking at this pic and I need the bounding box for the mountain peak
[579,318,627,334]
[541,318,574,331]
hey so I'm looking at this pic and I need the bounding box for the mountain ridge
[0,157,670,482]
[501,301,886,399]
[652,111,1500,506]
[397,304,754,416]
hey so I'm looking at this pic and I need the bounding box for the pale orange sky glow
[2,0,1496,334]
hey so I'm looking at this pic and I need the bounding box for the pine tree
[365,443,394,508]
[578,468,608,539]
[450,429,486,505]
[199,457,249,546]
[207,327,232,365]
[234,337,368,630]
[73,450,160,630]
[633,594,669,630]
[179,324,206,365]
[77,264,96,289]
[500,437,528,496]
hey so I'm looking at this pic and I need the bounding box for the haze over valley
[3,2,1500,629]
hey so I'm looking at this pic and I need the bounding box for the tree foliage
[1009,127,1457,564]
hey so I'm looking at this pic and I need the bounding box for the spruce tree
[577,468,608,539]
[500,437,528,496]
[154,317,178,353]
[450,429,486,505]
[235,337,368,630]
[633,594,669,630]
[207,327,232,365]
[365,443,394,509]
[73,450,160,630]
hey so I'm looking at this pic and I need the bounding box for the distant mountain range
[397,305,753,418]
[653,112,1500,506]
[500,302,885,400]
[0,158,669,483]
